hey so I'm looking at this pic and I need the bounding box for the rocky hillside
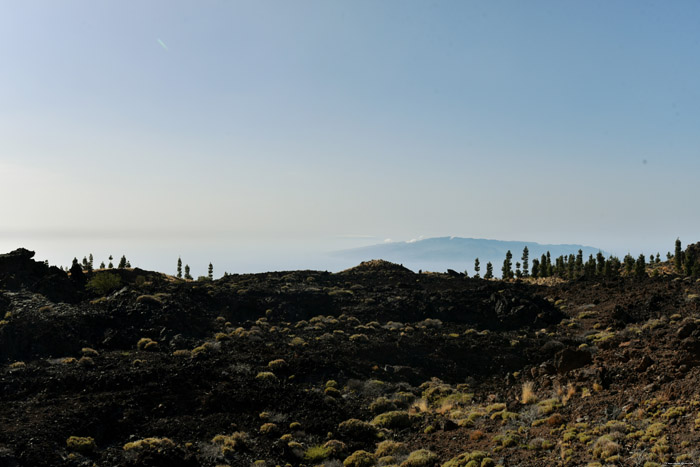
[1,250,700,466]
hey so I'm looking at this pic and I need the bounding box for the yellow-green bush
[66,436,96,452]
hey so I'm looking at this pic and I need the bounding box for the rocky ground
[1,249,700,467]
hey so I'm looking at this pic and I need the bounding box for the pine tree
[684,248,696,277]
[596,252,605,276]
[484,262,494,279]
[546,251,552,276]
[655,253,660,264]
[88,254,94,270]
[567,254,575,279]
[177,257,182,278]
[624,254,635,276]
[81,256,89,271]
[515,262,522,278]
[539,254,547,277]
[573,250,582,277]
[118,255,127,269]
[125,260,131,268]
[675,238,683,273]
[208,263,213,280]
[531,258,540,278]
[108,255,113,269]
[502,250,513,279]
[184,264,192,280]
[635,254,646,279]
[474,258,480,278]
[521,246,529,277]
[99,261,106,269]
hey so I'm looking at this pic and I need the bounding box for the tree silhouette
[184,264,192,280]
[675,238,683,273]
[177,257,182,279]
[521,246,529,277]
[208,263,213,280]
[118,255,127,269]
[502,250,513,279]
[474,258,481,278]
[484,262,494,279]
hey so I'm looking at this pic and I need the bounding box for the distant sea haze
[0,235,603,278]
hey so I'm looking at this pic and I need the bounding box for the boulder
[554,348,592,374]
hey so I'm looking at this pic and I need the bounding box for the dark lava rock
[0,248,78,303]
[677,321,697,339]
[554,348,592,374]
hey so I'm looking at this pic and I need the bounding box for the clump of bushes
[123,437,175,451]
[211,432,248,454]
[66,436,96,452]
[304,445,333,462]
[343,450,376,467]
[137,338,158,351]
[400,449,437,467]
[338,419,379,440]
[371,410,412,429]
[268,358,287,371]
[86,273,122,295]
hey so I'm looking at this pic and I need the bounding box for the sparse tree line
[468,238,699,282]
[176,257,214,281]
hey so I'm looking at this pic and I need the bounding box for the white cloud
[384,238,393,243]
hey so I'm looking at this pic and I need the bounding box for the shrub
[338,419,379,440]
[256,371,277,382]
[66,436,96,452]
[375,440,406,457]
[86,273,122,295]
[81,347,99,357]
[211,432,248,454]
[304,445,333,462]
[123,437,175,451]
[323,439,347,457]
[521,382,537,404]
[137,338,158,351]
[268,359,287,371]
[371,410,412,429]
[343,450,376,467]
[400,449,437,467]
[259,423,278,436]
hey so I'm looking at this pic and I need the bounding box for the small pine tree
[208,262,213,280]
[99,261,106,269]
[177,257,182,279]
[675,238,683,273]
[624,254,635,276]
[502,250,513,279]
[521,246,529,277]
[125,260,131,268]
[531,258,540,278]
[81,256,89,271]
[118,255,127,269]
[474,258,480,278]
[635,254,646,279]
[596,252,605,276]
[184,264,192,280]
[108,255,114,269]
[515,262,522,279]
[567,254,575,279]
[88,253,94,269]
[655,253,660,264]
[539,254,547,278]
[575,249,583,277]
[484,262,494,279]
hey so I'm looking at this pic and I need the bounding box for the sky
[2,1,700,274]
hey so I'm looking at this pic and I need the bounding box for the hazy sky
[2,1,700,271]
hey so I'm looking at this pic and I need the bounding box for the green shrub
[86,273,121,295]
[66,436,96,452]
[400,449,437,467]
[371,410,412,429]
[304,445,333,462]
[343,450,376,467]
[123,437,174,451]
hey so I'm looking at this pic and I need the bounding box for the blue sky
[2,1,700,272]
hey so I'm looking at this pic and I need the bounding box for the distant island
[331,236,604,275]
